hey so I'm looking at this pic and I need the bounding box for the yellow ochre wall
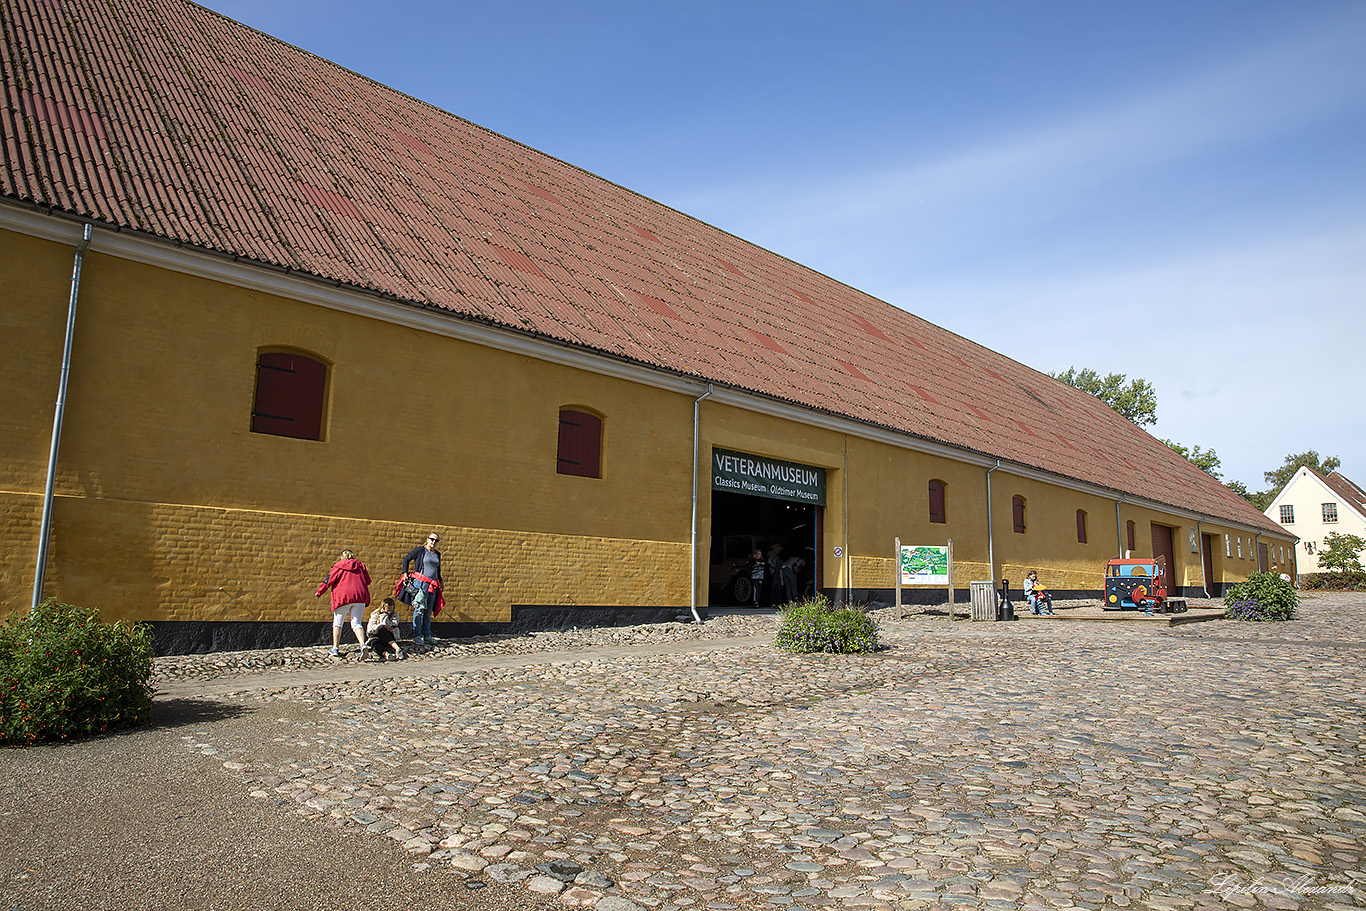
[2,229,697,624]
[2,226,1291,637]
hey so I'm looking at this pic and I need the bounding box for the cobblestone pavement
[169,593,1365,910]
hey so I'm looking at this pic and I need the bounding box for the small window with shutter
[251,350,328,441]
[1076,509,1088,544]
[928,479,946,524]
[1012,495,1026,534]
[557,408,603,478]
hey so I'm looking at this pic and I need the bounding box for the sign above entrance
[712,449,826,506]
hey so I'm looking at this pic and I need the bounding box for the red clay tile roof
[0,0,1283,535]
[1322,472,1366,522]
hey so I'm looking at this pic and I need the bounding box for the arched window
[1012,495,1026,534]
[557,408,602,478]
[928,479,946,524]
[1127,520,1137,553]
[251,350,327,440]
[1076,509,1088,544]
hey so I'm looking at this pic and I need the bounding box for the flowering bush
[1223,572,1298,622]
[1225,599,1280,622]
[775,595,880,654]
[0,598,153,746]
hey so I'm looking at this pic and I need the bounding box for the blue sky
[204,1,1365,492]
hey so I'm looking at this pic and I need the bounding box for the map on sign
[900,545,948,585]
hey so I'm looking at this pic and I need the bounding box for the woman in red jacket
[315,549,371,658]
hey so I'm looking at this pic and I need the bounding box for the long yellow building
[0,0,1293,652]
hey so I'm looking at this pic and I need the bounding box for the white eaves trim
[5,203,1287,540]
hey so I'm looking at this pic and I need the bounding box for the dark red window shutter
[1126,520,1136,552]
[557,409,602,478]
[928,479,946,524]
[1076,509,1088,544]
[251,352,326,440]
[1012,496,1026,533]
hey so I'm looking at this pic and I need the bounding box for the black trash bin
[997,579,1016,621]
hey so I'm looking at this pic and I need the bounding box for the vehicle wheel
[732,576,752,604]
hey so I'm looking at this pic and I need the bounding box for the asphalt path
[0,632,772,911]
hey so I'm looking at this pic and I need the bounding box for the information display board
[900,545,949,585]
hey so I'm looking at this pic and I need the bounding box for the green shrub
[1223,572,1298,622]
[1318,532,1365,574]
[775,595,880,654]
[0,599,153,746]
[1301,570,1366,591]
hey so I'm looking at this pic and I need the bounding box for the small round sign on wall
[832,546,843,558]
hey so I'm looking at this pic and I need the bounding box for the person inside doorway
[747,549,765,608]
[781,554,806,604]
[765,543,784,605]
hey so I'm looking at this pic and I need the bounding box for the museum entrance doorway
[706,448,827,608]
[708,492,820,607]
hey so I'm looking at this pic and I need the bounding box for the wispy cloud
[681,11,1366,276]
[896,222,1366,486]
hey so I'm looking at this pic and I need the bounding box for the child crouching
[364,598,406,661]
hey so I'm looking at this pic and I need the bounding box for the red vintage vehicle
[1104,557,1169,611]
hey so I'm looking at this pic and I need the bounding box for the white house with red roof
[1266,469,1366,574]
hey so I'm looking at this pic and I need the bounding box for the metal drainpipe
[841,438,849,607]
[1115,494,1129,557]
[689,384,714,624]
[1197,520,1210,598]
[32,223,94,612]
[985,460,1001,586]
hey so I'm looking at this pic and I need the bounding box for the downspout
[1197,520,1210,598]
[32,223,94,611]
[841,437,849,607]
[688,384,713,624]
[985,460,1001,586]
[1115,494,1129,557]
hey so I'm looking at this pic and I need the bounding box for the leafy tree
[1225,480,1272,511]
[1318,532,1365,574]
[1263,451,1341,498]
[1050,367,1158,426]
[1225,450,1342,511]
[1164,440,1222,479]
